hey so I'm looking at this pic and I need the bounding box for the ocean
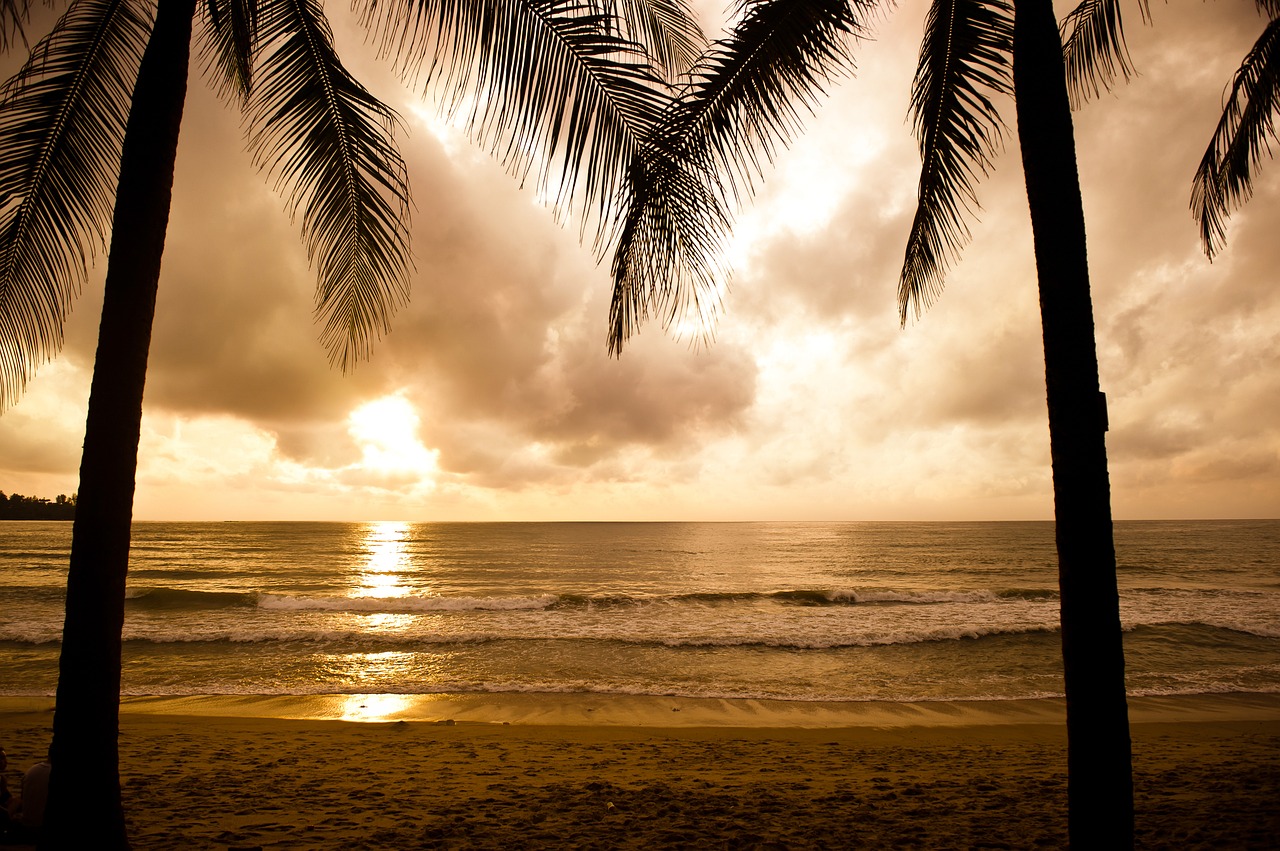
[1,520,1277,708]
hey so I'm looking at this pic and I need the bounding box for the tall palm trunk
[1012,0,1134,846]
[41,0,196,846]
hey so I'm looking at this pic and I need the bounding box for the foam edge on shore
[6,691,1280,728]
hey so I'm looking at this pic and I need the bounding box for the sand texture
[1,699,1277,850]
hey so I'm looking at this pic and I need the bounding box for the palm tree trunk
[40,0,196,846]
[1012,0,1134,846]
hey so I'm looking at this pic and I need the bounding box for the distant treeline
[0,491,76,520]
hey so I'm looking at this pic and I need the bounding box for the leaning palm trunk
[41,0,196,845]
[1012,0,1133,845]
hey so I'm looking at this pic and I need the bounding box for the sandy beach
[0,694,1276,849]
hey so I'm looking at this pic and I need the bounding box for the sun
[347,395,439,480]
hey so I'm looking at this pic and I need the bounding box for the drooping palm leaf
[1060,0,1150,110]
[2,0,33,52]
[606,125,729,353]
[898,0,1012,324]
[1191,13,1280,259]
[0,0,150,408]
[675,0,863,206]
[607,0,863,352]
[245,0,412,370]
[201,0,260,102]
[361,0,673,247]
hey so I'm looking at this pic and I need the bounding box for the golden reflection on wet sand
[337,692,413,722]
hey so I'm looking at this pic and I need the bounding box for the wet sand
[1,694,1276,849]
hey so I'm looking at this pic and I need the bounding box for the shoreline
[3,690,1278,727]
[2,693,1276,849]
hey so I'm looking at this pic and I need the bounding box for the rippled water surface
[2,520,1276,702]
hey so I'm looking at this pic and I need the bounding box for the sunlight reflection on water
[356,612,416,633]
[352,521,414,599]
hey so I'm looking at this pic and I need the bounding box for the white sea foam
[829,589,1003,604]
[257,593,559,613]
[2,520,1277,702]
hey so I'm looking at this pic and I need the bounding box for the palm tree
[1190,0,1279,258]
[1,0,411,843]
[2,1,706,844]
[900,1,1138,841]
[1053,2,1279,832]
[1010,2,1133,844]
[606,0,1135,844]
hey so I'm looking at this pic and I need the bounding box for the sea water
[1,521,1277,703]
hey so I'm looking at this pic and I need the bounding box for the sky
[1,0,1277,522]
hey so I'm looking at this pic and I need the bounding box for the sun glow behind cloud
[2,1,1277,522]
[347,395,440,486]
[111,392,450,519]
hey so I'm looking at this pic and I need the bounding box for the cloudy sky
[1,0,1276,521]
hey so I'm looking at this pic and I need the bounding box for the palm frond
[676,0,864,207]
[200,0,259,102]
[246,0,412,370]
[2,0,33,52]
[607,0,705,78]
[360,0,672,248]
[1191,15,1280,259]
[0,0,150,408]
[898,0,1012,324]
[606,130,729,354]
[605,0,864,353]
[1060,0,1150,110]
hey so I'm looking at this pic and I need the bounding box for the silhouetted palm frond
[606,127,729,354]
[1060,0,1150,110]
[677,0,863,206]
[361,0,673,246]
[0,0,149,408]
[201,0,260,102]
[608,0,705,78]
[246,0,412,370]
[1,0,33,51]
[1192,14,1279,259]
[898,0,1012,324]
[606,0,864,353]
